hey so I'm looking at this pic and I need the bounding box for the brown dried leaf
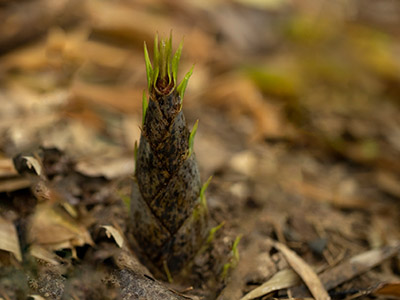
[240,268,300,300]
[0,177,30,193]
[101,225,124,248]
[376,171,400,199]
[22,156,42,176]
[0,158,18,178]
[70,80,142,113]
[28,203,93,251]
[274,241,330,300]
[0,216,22,261]
[76,155,134,179]
[287,180,370,210]
[292,241,400,297]
[29,244,60,265]
[320,242,400,290]
[374,282,400,298]
[204,74,291,141]
[29,296,46,300]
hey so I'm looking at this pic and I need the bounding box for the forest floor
[1,0,400,299]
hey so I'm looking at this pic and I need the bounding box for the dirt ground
[1,0,400,299]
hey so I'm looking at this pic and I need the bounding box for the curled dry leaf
[373,282,400,298]
[273,240,330,300]
[101,225,124,248]
[29,244,60,265]
[240,268,300,300]
[28,203,93,253]
[292,241,400,297]
[0,216,22,262]
[22,156,42,176]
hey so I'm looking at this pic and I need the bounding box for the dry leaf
[274,241,330,300]
[76,155,134,179]
[22,156,42,176]
[29,296,46,300]
[0,216,22,262]
[240,268,300,300]
[0,177,30,193]
[102,225,124,248]
[204,74,290,141]
[292,241,400,297]
[376,171,400,199]
[374,282,400,298]
[29,244,60,265]
[233,0,289,10]
[287,180,370,210]
[70,80,142,113]
[0,158,18,178]
[28,203,93,251]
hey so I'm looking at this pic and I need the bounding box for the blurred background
[1,0,400,177]
[1,0,400,298]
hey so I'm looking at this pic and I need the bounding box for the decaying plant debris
[1,0,400,299]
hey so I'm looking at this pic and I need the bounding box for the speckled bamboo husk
[131,36,208,275]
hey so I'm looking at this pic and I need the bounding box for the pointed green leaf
[232,235,242,261]
[177,65,194,101]
[120,192,131,211]
[188,119,198,158]
[142,90,148,126]
[159,38,167,80]
[206,221,225,244]
[144,42,153,91]
[200,175,212,207]
[221,235,242,279]
[163,260,173,283]
[166,32,173,85]
[153,34,160,86]
[172,40,183,85]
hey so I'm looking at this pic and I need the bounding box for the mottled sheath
[131,36,208,274]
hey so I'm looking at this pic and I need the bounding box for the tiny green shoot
[166,33,173,85]
[153,34,160,88]
[221,235,242,279]
[200,176,212,207]
[142,90,148,126]
[206,221,225,244]
[232,235,242,262]
[177,65,194,100]
[120,193,131,211]
[172,41,183,84]
[163,260,173,283]
[144,42,153,91]
[188,119,199,158]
